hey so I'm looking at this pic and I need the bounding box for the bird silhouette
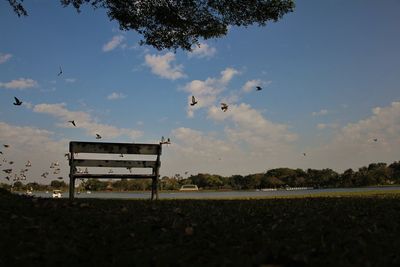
[303,153,306,156]
[96,133,102,139]
[373,138,378,142]
[5,176,10,181]
[3,144,9,148]
[58,66,63,76]
[13,97,22,105]
[190,96,198,106]
[68,120,76,127]
[256,86,262,91]
[221,103,228,112]
[9,161,14,165]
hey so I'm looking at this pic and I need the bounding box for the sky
[1,0,400,184]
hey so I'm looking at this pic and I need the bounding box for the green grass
[1,189,400,266]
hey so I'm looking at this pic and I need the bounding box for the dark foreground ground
[1,189,400,266]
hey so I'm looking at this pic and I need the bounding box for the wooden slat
[73,159,157,168]
[70,141,161,155]
[72,174,156,179]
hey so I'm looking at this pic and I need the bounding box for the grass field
[1,189,400,266]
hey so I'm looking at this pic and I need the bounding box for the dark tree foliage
[7,0,295,50]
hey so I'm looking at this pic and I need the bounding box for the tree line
[2,161,400,191]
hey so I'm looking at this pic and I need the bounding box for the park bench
[68,141,162,200]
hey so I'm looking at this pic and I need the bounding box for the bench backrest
[68,141,162,199]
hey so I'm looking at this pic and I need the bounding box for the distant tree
[229,175,245,190]
[12,181,24,190]
[83,179,107,191]
[7,0,295,51]
[388,161,400,184]
[261,176,284,188]
[366,163,390,185]
[340,169,355,187]
[50,180,67,189]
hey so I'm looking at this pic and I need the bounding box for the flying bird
[3,169,12,174]
[68,120,76,127]
[256,86,262,91]
[58,66,63,76]
[190,96,198,106]
[13,97,22,106]
[96,133,102,139]
[3,144,10,148]
[221,103,228,112]
[160,136,171,144]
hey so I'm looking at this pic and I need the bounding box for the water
[26,186,400,199]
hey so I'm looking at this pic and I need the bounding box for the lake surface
[26,186,400,199]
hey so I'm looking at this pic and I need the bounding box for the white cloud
[0,78,38,89]
[183,67,240,117]
[0,53,12,64]
[32,103,142,140]
[209,103,297,148]
[65,78,76,83]
[107,92,126,100]
[162,123,298,176]
[102,35,125,52]
[309,101,400,171]
[242,79,262,93]
[312,109,328,116]
[188,42,216,59]
[144,52,185,80]
[0,121,68,183]
[317,123,339,130]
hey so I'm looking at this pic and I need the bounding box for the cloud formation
[102,35,125,52]
[0,53,12,64]
[188,42,216,59]
[308,101,400,171]
[32,103,142,140]
[0,78,38,89]
[65,78,76,83]
[312,109,328,116]
[107,92,126,100]
[0,121,69,183]
[144,52,185,80]
[183,67,240,117]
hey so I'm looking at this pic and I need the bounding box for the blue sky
[1,0,400,183]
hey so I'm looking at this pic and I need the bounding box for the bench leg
[151,177,159,200]
[69,177,75,200]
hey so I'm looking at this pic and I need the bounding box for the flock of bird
[3,63,175,183]
[0,141,66,183]
[190,86,263,113]
[4,66,381,184]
